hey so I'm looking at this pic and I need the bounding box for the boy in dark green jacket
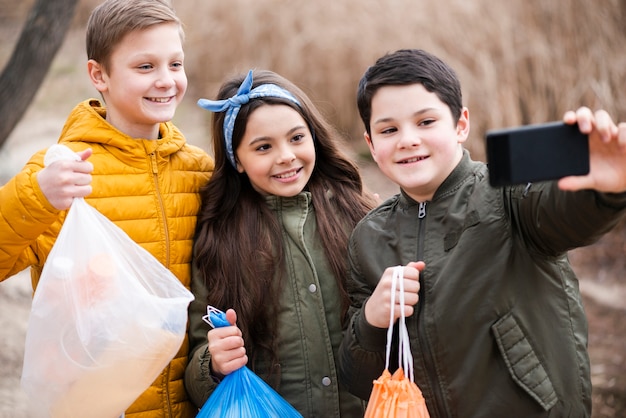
[338,48,626,417]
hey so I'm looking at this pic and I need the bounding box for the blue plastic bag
[197,307,303,418]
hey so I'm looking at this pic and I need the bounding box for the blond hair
[86,0,183,72]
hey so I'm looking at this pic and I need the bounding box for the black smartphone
[485,121,590,187]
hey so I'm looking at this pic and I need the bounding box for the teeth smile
[149,97,170,103]
[401,156,426,164]
[274,170,298,179]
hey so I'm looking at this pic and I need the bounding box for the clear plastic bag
[197,307,303,418]
[20,145,195,418]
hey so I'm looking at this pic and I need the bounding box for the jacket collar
[60,99,186,158]
[265,191,313,210]
[399,149,476,207]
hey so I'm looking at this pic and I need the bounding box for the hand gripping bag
[20,144,195,418]
[197,306,303,418]
[364,266,431,418]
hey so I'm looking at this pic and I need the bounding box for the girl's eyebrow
[286,125,308,136]
[247,125,308,146]
[247,136,271,146]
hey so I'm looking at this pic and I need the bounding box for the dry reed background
[179,0,626,159]
[1,0,625,417]
[3,0,626,155]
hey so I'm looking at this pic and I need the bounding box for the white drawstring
[384,266,415,382]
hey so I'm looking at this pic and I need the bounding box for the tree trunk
[0,0,78,149]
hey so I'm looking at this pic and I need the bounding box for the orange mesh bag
[364,266,431,418]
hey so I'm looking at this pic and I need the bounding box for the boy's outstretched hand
[364,261,425,329]
[37,148,94,210]
[559,107,626,193]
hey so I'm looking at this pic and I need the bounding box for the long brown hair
[194,69,375,377]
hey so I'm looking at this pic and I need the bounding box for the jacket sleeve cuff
[354,301,389,352]
[596,191,626,210]
[184,343,218,408]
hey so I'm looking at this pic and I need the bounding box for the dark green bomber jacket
[338,151,626,417]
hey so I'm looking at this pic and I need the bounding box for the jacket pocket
[491,312,558,411]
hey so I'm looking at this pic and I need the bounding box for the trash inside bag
[364,266,430,418]
[20,144,195,418]
[197,306,303,418]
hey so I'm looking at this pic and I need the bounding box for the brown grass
[6,0,624,159]
[178,0,626,160]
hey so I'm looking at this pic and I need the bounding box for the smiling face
[235,104,316,197]
[88,22,186,139]
[366,83,470,202]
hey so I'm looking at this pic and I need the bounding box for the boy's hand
[207,308,248,377]
[559,107,626,193]
[37,148,94,210]
[364,261,425,329]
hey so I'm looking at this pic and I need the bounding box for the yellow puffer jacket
[0,99,214,417]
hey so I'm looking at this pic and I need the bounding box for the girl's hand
[207,308,248,377]
[559,107,626,193]
[364,261,425,328]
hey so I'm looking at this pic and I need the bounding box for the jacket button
[308,284,317,293]
[322,376,331,386]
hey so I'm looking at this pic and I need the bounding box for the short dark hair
[357,49,463,135]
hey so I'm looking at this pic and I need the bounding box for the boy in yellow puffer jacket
[0,0,213,416]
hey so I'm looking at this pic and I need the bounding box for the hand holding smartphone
[485,121,590,187]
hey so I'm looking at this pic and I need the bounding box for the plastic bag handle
[43,144,84,208]
[202,305,230,328]
[44,144,81,166]
[384,266,415,382]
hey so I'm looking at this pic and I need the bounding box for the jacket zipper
[150,152,171,269]
[416,201,449,417]
[150,152,173,417]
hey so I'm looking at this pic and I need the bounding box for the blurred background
[0,0,625,417]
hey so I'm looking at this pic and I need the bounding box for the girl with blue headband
[185,69,375,416]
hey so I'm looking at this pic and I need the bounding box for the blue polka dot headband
[197,70,301,168]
